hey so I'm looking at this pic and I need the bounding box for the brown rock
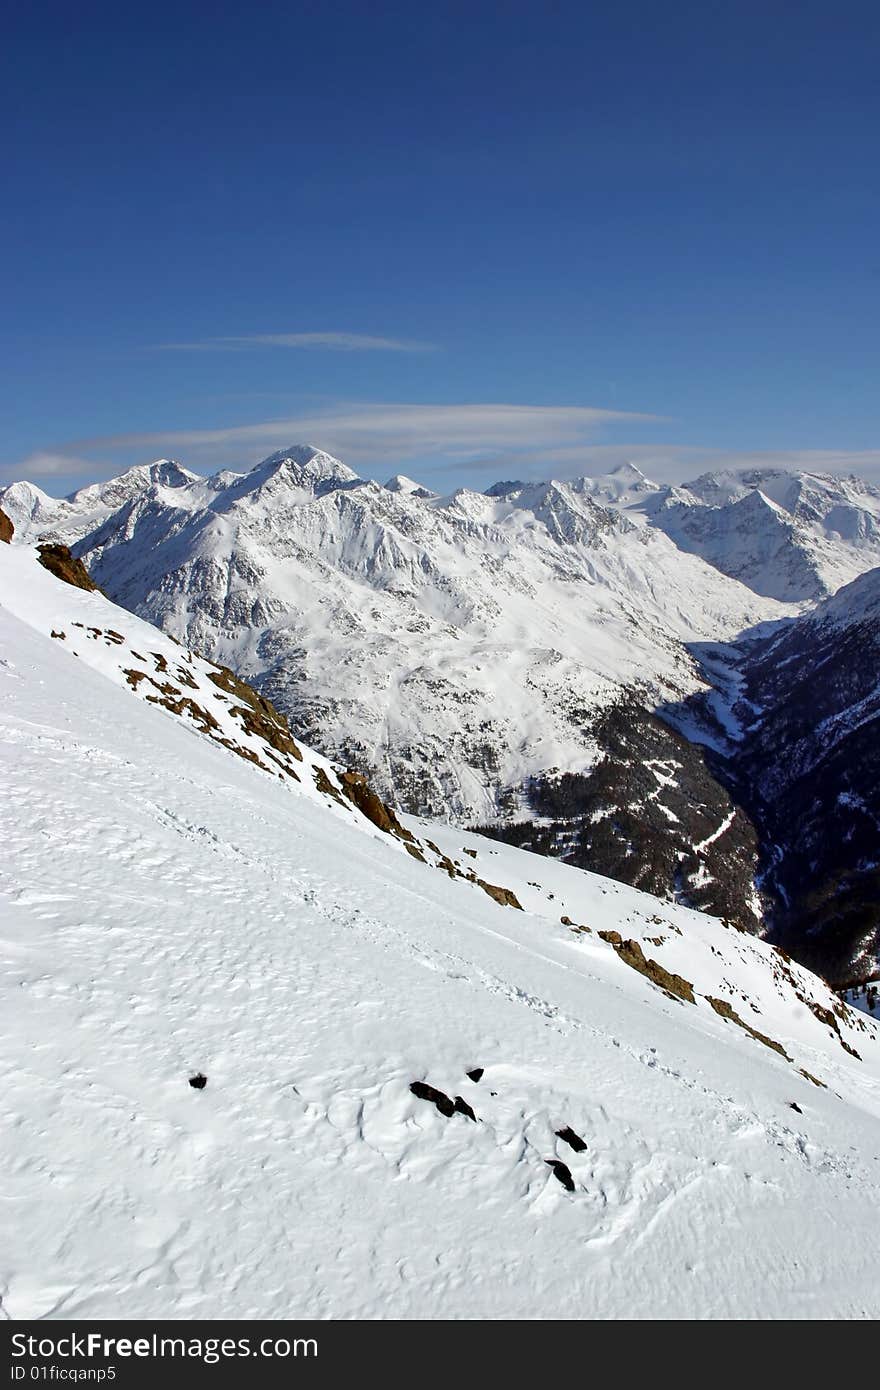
[475,878,522,909]
[312,766,346,803]
[36,543,100,592]
[207,665,303,760]
[555,1125,588,1153]
[705,996,791,1059]
[453,1095,477,1122]
[799,1068,826,1088]
[602,936,696,1003]
[339,769,416,842]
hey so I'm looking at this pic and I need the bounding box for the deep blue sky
[3,0,879,492]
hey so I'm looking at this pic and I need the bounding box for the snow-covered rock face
[0,460,202,549]
[3,542,880,1319]
[626,467,880,600]
[384,473,436,498]
[0,479,59,534]
[653,488,827,602]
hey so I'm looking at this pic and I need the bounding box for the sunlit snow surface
[1,546,880,1320]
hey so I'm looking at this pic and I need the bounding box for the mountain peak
[66,459,197,507]
[254,445,356,477]
[384,474,435,497]
[483,479,525,498]
[242,445,361,497]
[733,486,788,518]
[607,461,651,482]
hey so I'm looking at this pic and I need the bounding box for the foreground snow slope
[2,548,880,1319]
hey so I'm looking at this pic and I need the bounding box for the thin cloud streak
[152,332,438,353]
[7,451,101,480]
[4,401,658,484]
[69,402,661,456]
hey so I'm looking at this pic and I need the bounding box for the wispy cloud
[4,402,658,481]
[22,403,658,478]
[152,332,438,354]
[7,451,101,479]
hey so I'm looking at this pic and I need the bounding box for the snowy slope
[2,545,880,1320]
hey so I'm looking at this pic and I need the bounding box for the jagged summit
[0,478,56,527]
[252,444,359,483]
[68,458,197,503]
[601,460,659,492]
[654,468,880,599]
[608,460,650,479]
[484,479,525,498]
[0,461,201,546]
[384,473,435,497]
[213,446,365,507]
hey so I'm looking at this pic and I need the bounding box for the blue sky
[3,0,879,492]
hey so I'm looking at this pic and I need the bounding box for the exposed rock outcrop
[600,933,696,1004]
[705,996,791,1060]
[339,769,416,842]
[36,543,100,592]
[207,665,304,761]
[545,1159,575,1192]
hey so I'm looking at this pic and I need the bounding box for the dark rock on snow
[410,1081,455,1118]
[545,1159,575,1192]
[555,1126,588,1153]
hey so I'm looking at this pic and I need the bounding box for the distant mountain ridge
[591,462,880,600]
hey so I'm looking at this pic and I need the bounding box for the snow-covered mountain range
[0,452,790,924]
[3,449,880,981]
[592,463,880,601]
[2,537,879,1319]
